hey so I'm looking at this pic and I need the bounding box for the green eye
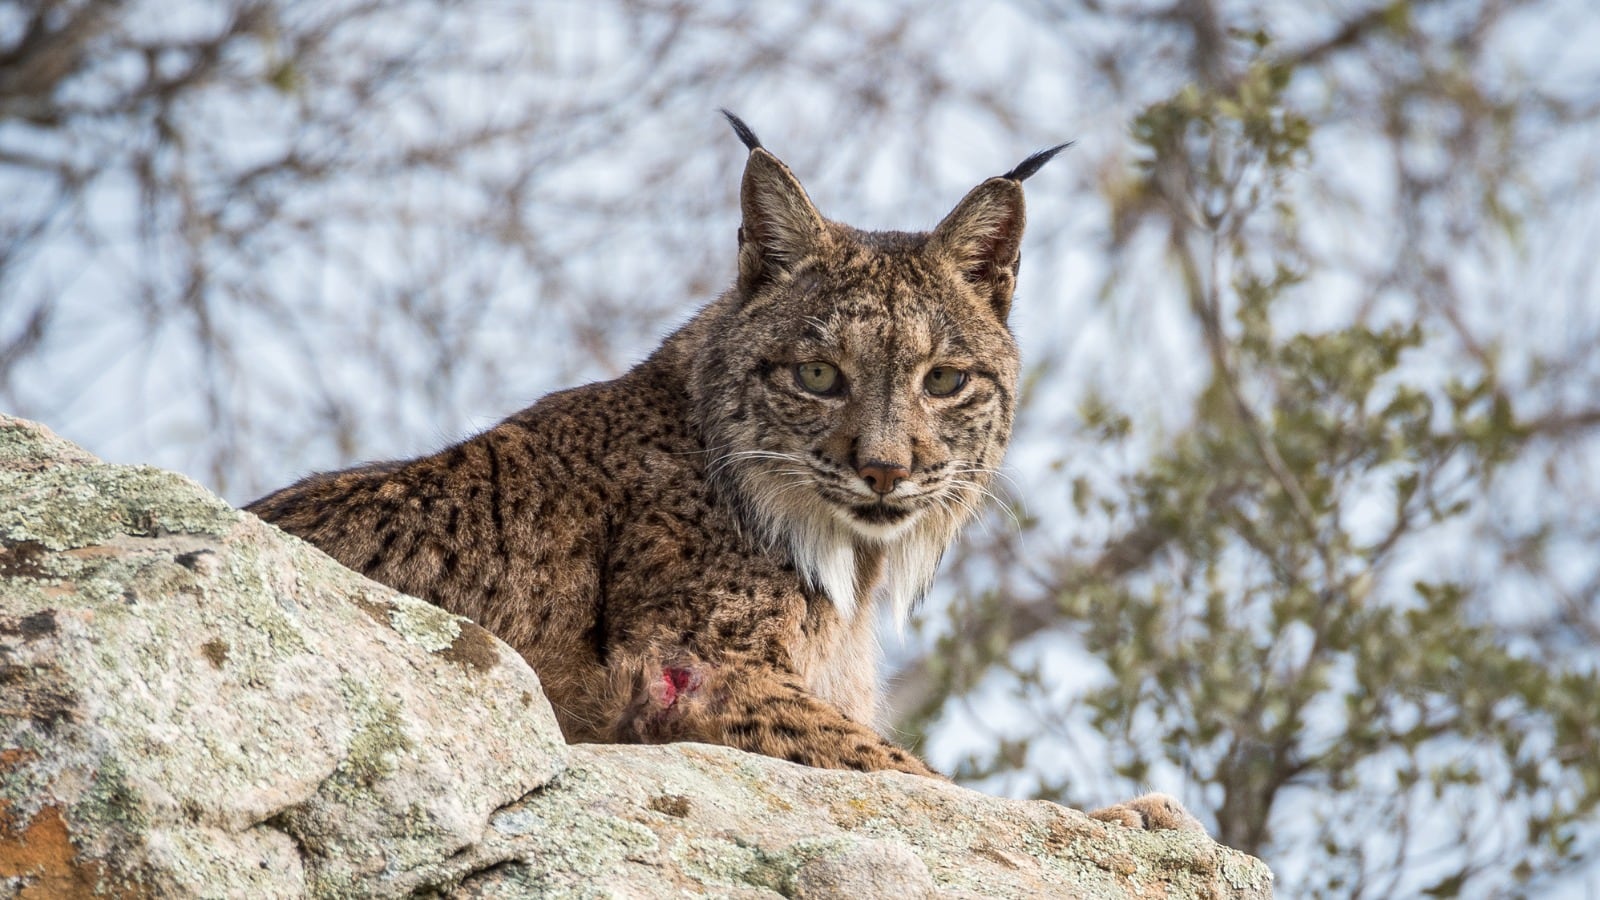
[795,361,843,395]
[924,366,968,397]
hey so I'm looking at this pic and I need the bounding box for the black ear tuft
[1003,141,1074,182]
[721,109,763,152]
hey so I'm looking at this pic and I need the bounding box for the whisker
[708,448,815,482]
[949,464,1024,493]
[941,478,1024,533]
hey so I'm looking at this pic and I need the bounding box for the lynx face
[693,131,1040,622]
[727,241,1018,535]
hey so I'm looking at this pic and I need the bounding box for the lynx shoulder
[249,113,1063,777]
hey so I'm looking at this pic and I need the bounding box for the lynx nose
[857,461,910,496]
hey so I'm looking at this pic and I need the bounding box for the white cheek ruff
[732,458,980,625]
[879,516,955,629]
[788,517,861,620]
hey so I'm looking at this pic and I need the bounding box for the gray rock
[0,416,565,896]
[452,743,1271,899]
[790,838,936,899]
[0,415,1273,898]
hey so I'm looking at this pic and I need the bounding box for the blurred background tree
[3,0,1597,896]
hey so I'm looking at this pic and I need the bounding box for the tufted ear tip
[721,109,763,152]
[1002,141,1073,182]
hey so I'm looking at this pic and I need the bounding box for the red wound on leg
[659,666,699,707]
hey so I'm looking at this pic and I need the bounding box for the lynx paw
[1088,792,1206,833]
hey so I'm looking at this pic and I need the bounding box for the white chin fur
[789,522,861,620]
[731,460,977,627]
[766,491,962,626]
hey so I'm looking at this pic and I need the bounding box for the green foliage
[910,14,1600,898]
[1063,299,1600,883]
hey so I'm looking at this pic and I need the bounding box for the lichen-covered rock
[0,416,566,896]
[0,415,1273,898]
[452,744,1271,899]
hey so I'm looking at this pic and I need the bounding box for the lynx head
[692,112,1066,624]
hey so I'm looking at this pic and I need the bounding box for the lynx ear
[932,142,1070,320]
[930,178,1027,320]
[724,111,826,296]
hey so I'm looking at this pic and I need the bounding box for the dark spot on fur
[200,640,229,668]
[484,440,506,540]
[439,621,501,672]
[584,610,609,665]
[773,722,806,741]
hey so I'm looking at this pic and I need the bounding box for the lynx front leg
[1089,792,1206,833]
[619,657,937,778]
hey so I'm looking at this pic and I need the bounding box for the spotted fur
[248,115,1048,777]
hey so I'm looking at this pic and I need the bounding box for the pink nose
[857,461,910,496]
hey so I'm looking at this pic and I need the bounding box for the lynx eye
[924,366,968,397]
[795,361,843,396]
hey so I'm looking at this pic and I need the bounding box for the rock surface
[0,415,1273,898]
